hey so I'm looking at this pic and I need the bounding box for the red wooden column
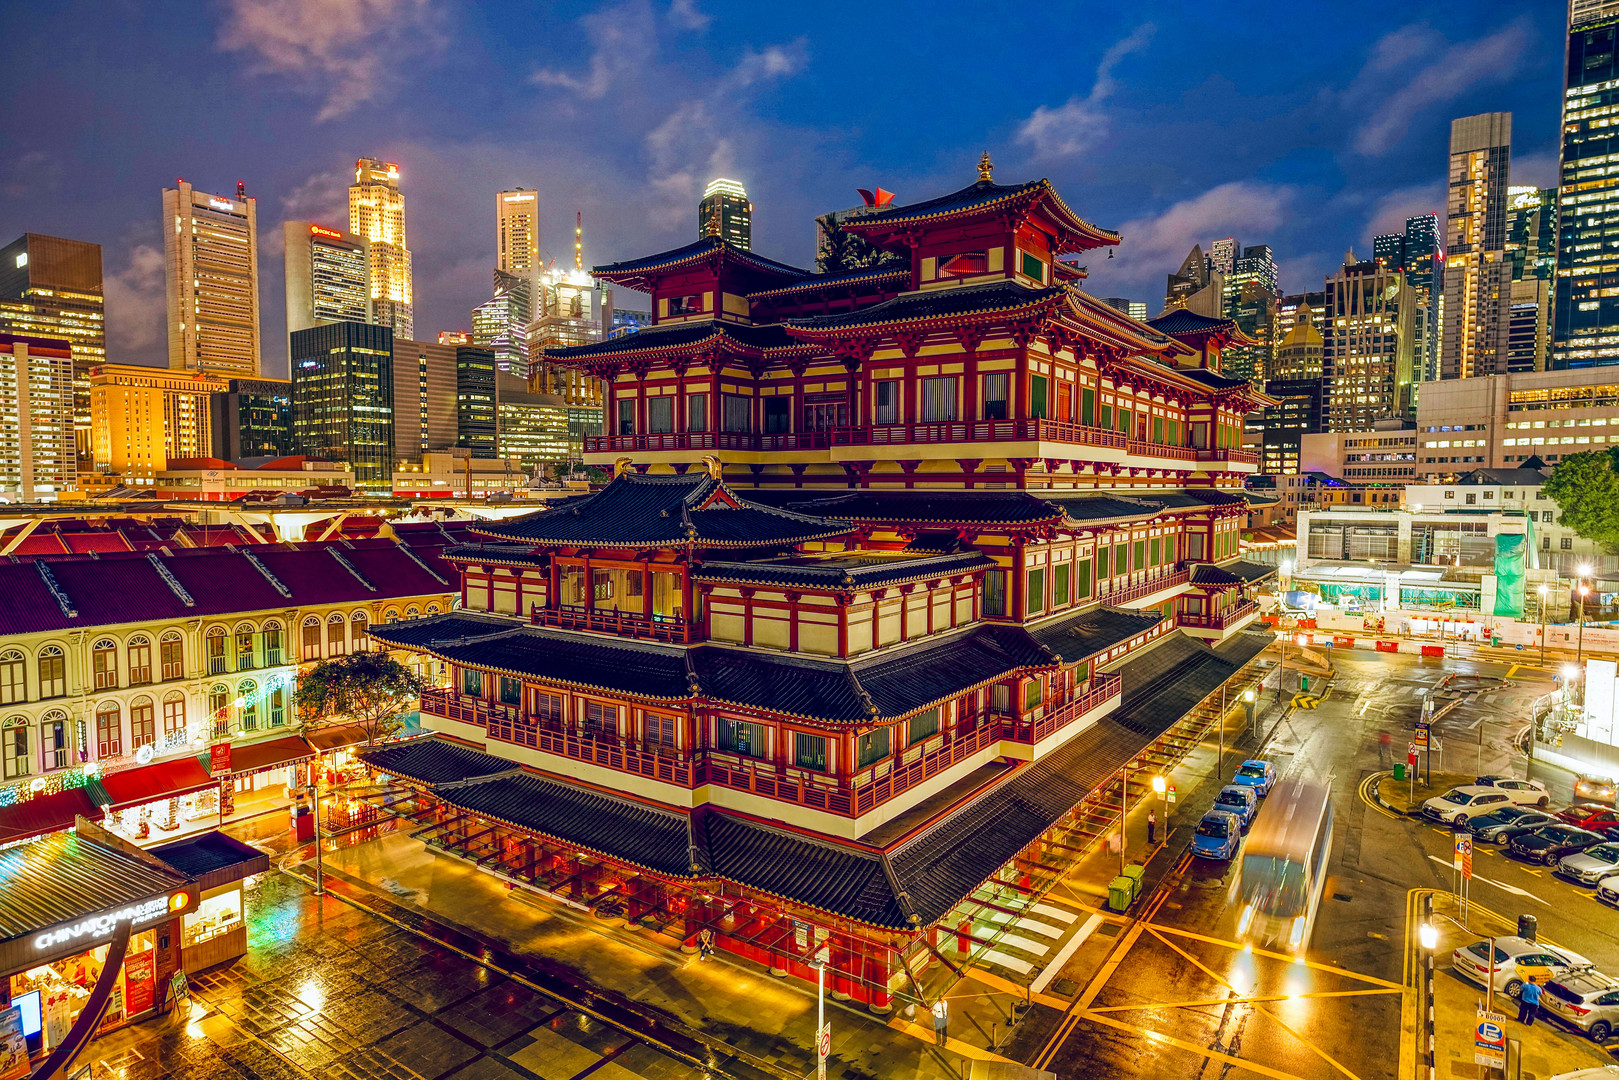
[1009,537,1026,620]
[642,563,653,621]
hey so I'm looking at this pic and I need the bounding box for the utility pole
[1537,583,1549,666]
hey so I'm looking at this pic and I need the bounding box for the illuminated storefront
[151,832,268,974]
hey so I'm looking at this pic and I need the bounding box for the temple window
[560,566,587,606]
[1030,375,1048,419]
[982,373,1008,420]
[857,727,891,767]
[1019,250,1046,282]
[764,398,790,433]
[719,718,766,758]
[584,701,619,737]
[645,712,677,750]
[1023,678,1042,712]
[920,377,957,422]
[874,380,900,424]
[687,393,708,432]
[1026,567,1046,615]
[1053,563,1071,607]
[982,570,1007,617]
[530,691,563,724]
[461,668,483,697]
[722,393,751,432]
[652,572,685,619]
[499,677,522,706]
[648,397,674,434]
[669,293,701,316]
[793,732,827,771]
[1081,387,1096,426]
[907,708,940,745]
[617,398,634,435]
[991,684,1011,714]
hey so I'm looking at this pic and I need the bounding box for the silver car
[1543,970,1619,1041]
[1451,936,1595,999]
[1560,842,1619,885]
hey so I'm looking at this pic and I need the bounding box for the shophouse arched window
[160,631,184,681]
[301,617,321,661]
[127,635,152,685]
[0,651,23,705]
[95,701,121,758]
[130,696,155,750]
[426,603,441,615]
[351,612,369,651]
[92,638,118,690]
[209,684,230,738]
[206,626,228,675]
[37,646,65,699]
[235,623,256,671]
[41,711,69,770]
[327,613,347,655]
[384,608,400,622]
[263,622,283,666]
[268,684,286,727]
[2,716,29,779]
[239,680,258,731]
[406,606,420,619]
[162,691,186,740]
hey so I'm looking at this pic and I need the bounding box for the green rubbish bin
[1107,876,1134,912]
[1122,863,1146,898]
[1393,763,1406,781]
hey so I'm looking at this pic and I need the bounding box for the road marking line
[1031,901,1079,924]
[1506,664,1520,679]
[1082,1009,1323,1080]
[990,931,1052,955]
[1146,924,1404,989]
[1029,915,1103,995]
[980,949,1034,975]
[1087,987,1401,1013]
[963,967,1068,1010]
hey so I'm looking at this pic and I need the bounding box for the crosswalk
[955,890,1096,984]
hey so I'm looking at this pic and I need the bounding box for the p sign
[1474,1008,1506,1070]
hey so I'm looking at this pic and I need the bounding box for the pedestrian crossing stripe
[1291,693,1320,709]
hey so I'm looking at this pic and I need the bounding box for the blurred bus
[1236,775,1333,951]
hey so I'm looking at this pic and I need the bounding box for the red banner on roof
[99,757,216,811]
[0,787,98,843]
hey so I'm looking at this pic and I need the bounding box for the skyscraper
[1442,113,1513,381]
[1223,245,1279,383]
[0,234,104,461]
[497,190,540,278]
[1507,186,1557,283]
[472,270,533,373]
[162,180,260,376]
[349,158,413,339]
[1098,297,1149,321]
[90,364,226,475]
[1271,302,1324,380]
[1208,237,1239,278]
[1323,254,1415,431]
[1372,233,1405,269]
[455,346,498,458]
[698,178,752,249]
[1555,2,1619,367]
[389,336,459,461]
[282,221,371,332]
[210,378,294,461]
[1163,245,1223,317]
[0,333,74,501]
[1402,213,1442,384]
[290,321,395,494]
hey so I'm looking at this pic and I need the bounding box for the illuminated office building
[283,221,371,332]
[1507,187,1557,283]
[1401,214,1442,385]
[455,346,497,458]
[1324,255,1415,431]
[290,322,395,494]
[698,178,752,249]
[90,364,226,476]
[472,270,533,373]
[0,234,104,460]
[1554,1,1619,367]
[497,190,540,277]
[495,371,571,472]
[162,180,261,377]
[0,334,74,501]
[349,158,413,339]
[1442,113,1513,381]
[211,378,294,461]
[390,337,459,460]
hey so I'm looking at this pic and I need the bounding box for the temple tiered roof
[836,177,1121,255]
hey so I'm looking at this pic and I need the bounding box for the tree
[816,211,907,275]
[295,651,426,746]
[1543,449,1619,553]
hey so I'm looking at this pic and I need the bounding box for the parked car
[1576,774,1617,805]
[1547,1067,1619,1080]
[1600,875,1619,908]
[1509,824,1606,866]
[1558,805,1619,833]
[1230,759,1276,796]
[1544,971,1619,1041]
[1559,842,1619,885]
[1468,807,1559,845]
[1422,786,1516,825]
[1451,936,1594,1000]
[1211,785,1259,828]
[1191,810,1242,860]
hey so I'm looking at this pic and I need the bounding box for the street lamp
[1537,583,1549,665]
[1576,570,1593,669]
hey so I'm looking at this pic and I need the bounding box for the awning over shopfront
[151,832,269,892]
[99,757,218,812]
[304,724,376,753]
[0,787,100,845]
[225,735,315,776]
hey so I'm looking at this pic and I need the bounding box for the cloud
[1349,22,1531,156]
[1365,182,1443,240]
[103,244,166,361]
[531,0,658,101]
[1017,25,1153,159]
[1086,181,1293,303]
[217,0,448,122]
[645,101,736,229]
[668,0,709,30]
[729,40,808,89]
[1511,150,1558,190]
[3,151,62,199]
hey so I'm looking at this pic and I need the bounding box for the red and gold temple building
[363,161,1278,1011]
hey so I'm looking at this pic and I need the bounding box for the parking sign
[1474,1008,1506,1069]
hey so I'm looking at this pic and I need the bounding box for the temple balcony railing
[1178,601,1259,630]
[1096,569,1191,606]
[1196,448,1260,466]
[829,419,1129,451]
[584,432,830,453]
[532,605,696,644]
[1001,672,1123,745]
[1127,438,1198,461]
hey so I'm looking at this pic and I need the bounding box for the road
[998,647,1616,1079]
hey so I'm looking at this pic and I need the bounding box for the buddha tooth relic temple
[363,160,1279,1011]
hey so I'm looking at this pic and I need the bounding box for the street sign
[1168,784,1177,805]
[1454,834,1473,879]
[1474,1008,1506,1069]
[817,1021,831,1080]
[1407,742,1418,760]
[1415,721,1430,749]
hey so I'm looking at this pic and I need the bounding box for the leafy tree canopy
[294,650,426,745]
[1543,449,1619,552]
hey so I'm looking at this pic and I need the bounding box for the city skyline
[0,1,1564,378]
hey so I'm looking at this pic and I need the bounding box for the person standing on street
[1378,731,1391,766]
[1147,810,1157,845]
[1518,978,1541,1025]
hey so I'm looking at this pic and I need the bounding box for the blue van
[1192,810,1242,860]
[1212,785,1259,828]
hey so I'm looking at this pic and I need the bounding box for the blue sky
[1,0,1567,377]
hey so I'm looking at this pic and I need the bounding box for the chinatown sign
[32,892,189,951]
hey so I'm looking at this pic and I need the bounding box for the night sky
[1,0,1567,378]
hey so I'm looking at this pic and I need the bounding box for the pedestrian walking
[931,1001,948,1046]
[698,928,714,961]
[1517,978,1541,1025]
[1378,731,1391,766]
[1147,810,1157,845]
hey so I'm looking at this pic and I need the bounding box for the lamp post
[1537,583,1549,665]
[1576,563,1593,669]
[1417,895,1437,1080]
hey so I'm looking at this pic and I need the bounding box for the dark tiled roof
[474,472,854,550]
[369,612,522,650]
[785,281,1064,334]
[1040,493,1164,524]
[699,813,905,927]
[1181,368,1253,391]
[1189,563,1243,586]
[1134,488,1251,510]
[1107,631,1272,737]
[0,829,192,940]
[150,831,267,880]
[1147,309,1241,337]
[591,236,810,283]
[836,178,1119,253]
[417,627,694,700]
[357,736,522,786]
[745,266,909,301]
[1455,466,1551,485]
[542,319,803,362]
[1222,559,1278,584]
[444,543,547,568]
[1027,606,1165,664]
[790,489,1063,525]
[851,625,1053,719]
[442,772,696,877]
[691,550,993,591]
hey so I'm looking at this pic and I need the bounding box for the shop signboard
[209,742,231,776]
[0,885,195,975]
[123,950,156,1015]
[0,1006,27,1080]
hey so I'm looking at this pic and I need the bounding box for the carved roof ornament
[978,151,994,182]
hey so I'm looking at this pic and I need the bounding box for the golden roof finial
[705,200,722,238]
[978,151,994,182]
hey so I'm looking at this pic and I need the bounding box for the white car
[1548,1069,1619,1080]
[1484,777,1551,807]
[1423,786,1517,824]
[1452,936,1595,999]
